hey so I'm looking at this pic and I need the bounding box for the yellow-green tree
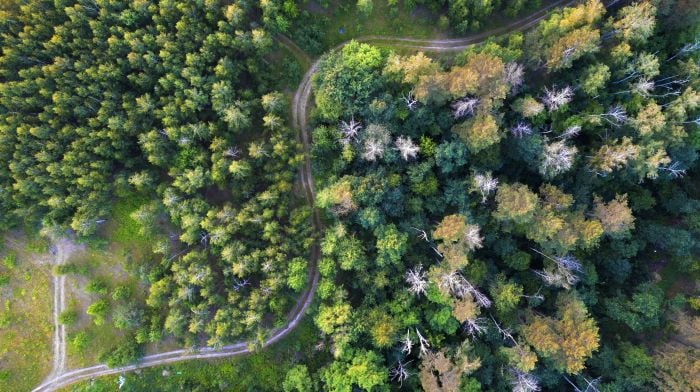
[522,295,600,374]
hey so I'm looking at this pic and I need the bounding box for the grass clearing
[0,234,53,392]
[67,318,330,392]
[64,194,160,369]
[311,0,448,49]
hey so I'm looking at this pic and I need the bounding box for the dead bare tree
[402,91,418,111]
[339,116,362,144]
[362,139,385,161]
[510,122,533,138]
[542,86,573,112]
[504,62,525,92]
[224,146,240,158]
[411,227,429,242]
[361,124,391,161]
[389,360,411,386]
[415,328,431,357]
[395,136,420,161]
[667,37,700,61]
[564,375,602,392]
[472,171,498,203]
[659,161,687,178]
[463,317,488,339]
[511,368,541,392]
[540,140,577,177]
[589,105,627,126]
[463,224,484,251]
[401,329,413,355]
[452,97,480,119]
[405,265,429,296]
[440,272,492,307]
[491,315,517,345]
[557,125,582,140]
[532,249,582,289]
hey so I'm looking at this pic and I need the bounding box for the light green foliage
[581,63,610,96]
[314,41,384,120]
[374,224,408,266]
[86,299,109,326]
[283,365,314,392]
[320,350,387,392]
[316,302,352,335]
[605,283,665,332]
[490,276,523,314]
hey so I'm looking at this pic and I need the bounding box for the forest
[0,0,699,391]
[308,0,699,390]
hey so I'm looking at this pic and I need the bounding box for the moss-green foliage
[0,238,52,392]
[110,196,152,246]
[71,320,328,392]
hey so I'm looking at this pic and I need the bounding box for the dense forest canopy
[0,0,312,354]
[309,0,700,390]
[0,0,699,390]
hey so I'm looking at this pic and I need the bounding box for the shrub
[70,331,90,353]
[111,285,132,301]
[86,278,108,295]
[58,309,78,326]
[102,339,142,367]
[1,254,16,270]
[86,299,109,326]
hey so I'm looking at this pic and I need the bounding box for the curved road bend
[33,0,623,389]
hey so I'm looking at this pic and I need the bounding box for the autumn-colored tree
[493,183,539,225]
[419,343,481,392]
[653,312,700,391]
[522,294,600,374]
[453,113,501,153]
[590,137,640,175]
[316,177,356,215]
[546,26,600,70]
[383,52,439,85]
[613,1,656,44]
[593,194,635,237]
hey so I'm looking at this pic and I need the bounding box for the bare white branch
[452,97,480,119]
[339,116,362,144]
[405,265,429,296]
[395,135,420,161]
[542,86,573,112]
[511,368,541,392]
[540,140,577,177]
[402,91,418,111]
[415,328,431,357]
[472,172,499,203]
[510,122,533,138]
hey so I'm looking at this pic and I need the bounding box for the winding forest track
[32,1,602,390]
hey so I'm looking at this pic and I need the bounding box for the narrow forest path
[43,237,84,385]
[31,0,614,389]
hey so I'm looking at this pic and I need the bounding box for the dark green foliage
[101,338,143,368]
[605,283,666,333]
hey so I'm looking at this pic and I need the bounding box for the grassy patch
[64,246,150,369]
[0,240,53,392]
[107,195,152,247]
[67,319,330,392]
[313,0,448,49]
